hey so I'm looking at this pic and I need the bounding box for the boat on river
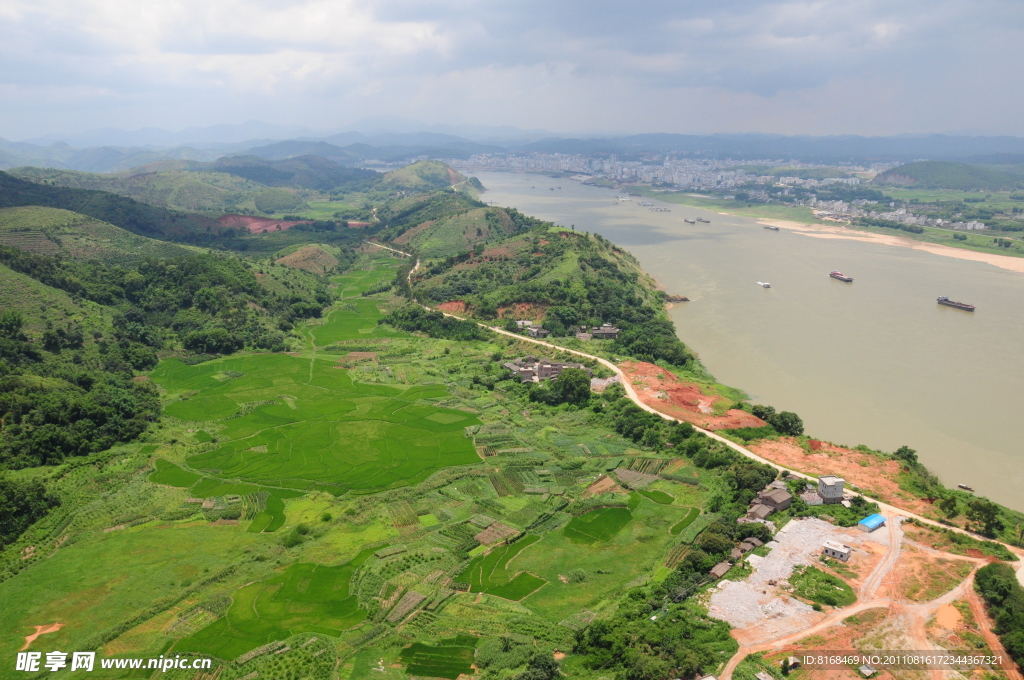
[763,225,780,231]
[958,484,975,492]
[830,271,853,282]
[937,296,975,312]
[756,281,771,288]
[684,218,696,224]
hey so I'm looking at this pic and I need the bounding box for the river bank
[756,218,1024,273]
[471,170,1024,512]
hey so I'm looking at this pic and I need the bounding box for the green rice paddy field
[151,353,481,494]
[515,497,698,622]
[175,549,374,659]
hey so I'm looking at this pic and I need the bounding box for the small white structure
[822,540,852,562]
[859,664,877,678]
[817,475,846,504]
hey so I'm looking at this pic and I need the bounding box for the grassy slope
[9,167,267,214]
[0,170,216,238]
[396,207,522,258]
[0,205,201,262]
[0,262,112,336]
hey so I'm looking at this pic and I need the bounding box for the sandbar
[757,219,1024,274]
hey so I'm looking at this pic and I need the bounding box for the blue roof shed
[858,513,886,532]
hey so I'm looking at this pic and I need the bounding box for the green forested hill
[0,206,199,262]
[0,169,216,238]
[874,160,1024,190]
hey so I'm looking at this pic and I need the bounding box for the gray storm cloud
[1,0,1022,138]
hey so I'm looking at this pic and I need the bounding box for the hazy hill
[873,161,1024,191]
[0,170,216,238]
[211,155,379,191]
[0,206,200,263]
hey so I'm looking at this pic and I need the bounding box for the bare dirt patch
[935,603,961,629]
[275,245,339,274]
[747,438,935,515]
[216,214,312,234]
[620,361,765,429]
[474,522,519,545]
[582,474,627,498]
[892,546,975,602]
[436,301,467,314]
[21,623,64,651]
[614,468,658,489]
[346,352,377,360]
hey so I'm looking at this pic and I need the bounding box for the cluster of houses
[743,474,850,522]
[502,356,592,383]
[709,536,765,579]
[512,320,621,341]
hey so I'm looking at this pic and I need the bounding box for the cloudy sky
[2,0,1023,140]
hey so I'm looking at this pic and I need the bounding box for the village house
[503,356,592,383]
[526,325,549,338]
[817,475,846,504]
[757,488,793,512]
[589,323,621,339]
[822,540,852,562]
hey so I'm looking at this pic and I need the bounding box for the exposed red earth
[619,360,766,429]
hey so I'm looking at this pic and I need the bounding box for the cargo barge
[829,271,853,282]
[937,296,975,312]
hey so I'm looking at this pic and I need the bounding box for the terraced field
[150,353,481,495]
[175,549,373,659]
[456,535,546,600]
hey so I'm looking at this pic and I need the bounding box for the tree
[751,404,776,421]
[770,411,804,436]
[938,496,960,518]
[0,310,25,340]
[966,498,1004,536]
[550,368,592,406]
[893,445,919,466]
[515,653,560,680]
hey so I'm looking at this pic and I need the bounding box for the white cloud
[0,0,1022,138]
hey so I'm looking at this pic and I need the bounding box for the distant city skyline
[2,0,1022,139]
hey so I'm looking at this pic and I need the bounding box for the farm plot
[456,535,546,600]
[562,508,633,545]
[331,258,397,298]
[308,298,406,346]
[670,507,701,535]
[515,500,693,622]
[175,549,374,660]
[638,489,674,505]
[399,635,478,680]
[150,354,480,495]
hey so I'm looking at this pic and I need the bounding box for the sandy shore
[757,218,1024,274]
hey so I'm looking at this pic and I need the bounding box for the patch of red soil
[217,214,312,234]
[747,438,935,515]
[808,439,823,450]
[21,623,63,651]
[496,303,549,320]
[436,301,467,314]
[447,168,461,185]
[620,361,766,430]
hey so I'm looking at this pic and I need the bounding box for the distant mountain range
[6,120,1024,174]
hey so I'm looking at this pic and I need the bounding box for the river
[471,170,1024,512]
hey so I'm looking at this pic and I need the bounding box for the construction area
[711,513,1023,680]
